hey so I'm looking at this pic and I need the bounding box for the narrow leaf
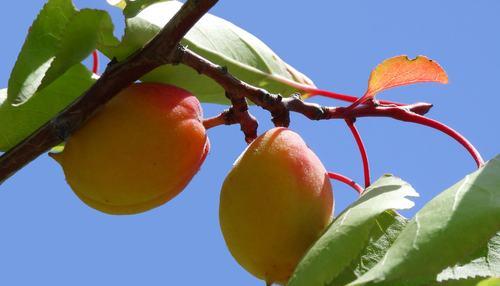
[7,0,77,104]
[100,1,315,104]
[350,155,500,286]
[361,55,448,103]
[38,9,118,92]
[0,65,95,151]
[287,175,419,286]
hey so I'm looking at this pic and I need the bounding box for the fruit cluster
[53,83,331,285]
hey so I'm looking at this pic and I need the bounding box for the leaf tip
[107,0,126,9]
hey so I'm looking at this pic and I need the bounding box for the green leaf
[101,1,315,104]
[477,278,500,286]
[425,277,500,286]
[0,64,95,151]
[350,155,500,286]
[123,0,170,18]
[287,175,419,286]
[328,211,408,286]
[436,232,500,283]
[7,0,77,105]
[8,0,117,106]
[428,278,497,286]
[106,0,167,17]
[107,0,126,9]
[38,9,118,93]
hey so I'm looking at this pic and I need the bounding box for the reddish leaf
[367,55,448,97]
[350,55,448,108]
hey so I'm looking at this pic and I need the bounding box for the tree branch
[0,0,219,185]
[202,91,259,143]
[223,92,258,143]
[177,46,483,167]
[175,46,434,125]
[203,104,258,144]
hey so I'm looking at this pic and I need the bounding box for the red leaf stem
[328,172,364,194]
[345,119,371,188]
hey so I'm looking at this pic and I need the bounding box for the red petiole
[302,86,404,106]
[328,172,364,194]
[302,87,484,169]
[402,113,484,167]
[92,50,99,75]
[345,119,371,188]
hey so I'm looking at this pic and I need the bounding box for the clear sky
[0,1,499,285]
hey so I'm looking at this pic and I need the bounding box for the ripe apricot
[52,83,209,215]
[219,127,333,285]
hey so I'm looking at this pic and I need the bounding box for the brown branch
[203,93,259,144]
[175,46,433,125]
[203,108,258,143]
[0,0,218,185]
[203,113,228,130]
[224,92,258,143]
[174,46,292,126]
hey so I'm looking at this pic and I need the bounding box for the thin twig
[203,114,227,130]
[224,92,258,143]
[203,102,259,144]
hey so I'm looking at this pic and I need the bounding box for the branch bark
[0,0,218,185]
[202,90,259,143]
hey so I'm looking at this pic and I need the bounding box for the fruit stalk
[203,105,258,144]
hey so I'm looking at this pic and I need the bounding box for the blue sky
[1,1,499,285]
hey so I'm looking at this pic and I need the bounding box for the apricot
[52,83,209,215]
[219,127,333,285]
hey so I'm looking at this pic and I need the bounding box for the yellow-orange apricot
[52,83,209,215]
[219,127,333,285]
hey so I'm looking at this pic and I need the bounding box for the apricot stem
[328,172,364,194]
[203,114,226,130]
[203,104,258,143]
[92,50,99,75]
[345,119,371,188]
